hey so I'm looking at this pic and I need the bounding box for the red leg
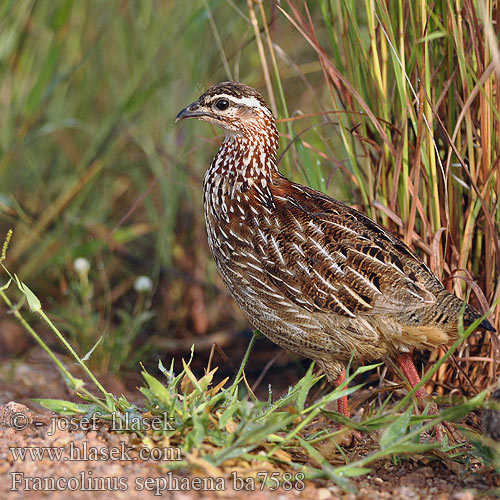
[395,352,429,406]
[333,369,362,444]
[395,352,443,440]
[334,369,350,417]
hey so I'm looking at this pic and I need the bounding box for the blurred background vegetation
[0,0,498,396]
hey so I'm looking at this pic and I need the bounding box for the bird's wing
[251,181,441,318]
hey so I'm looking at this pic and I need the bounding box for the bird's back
[205,169,494,363]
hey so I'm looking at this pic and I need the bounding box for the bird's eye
[215,99,229,111]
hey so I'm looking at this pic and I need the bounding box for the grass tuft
[1,259,497,488]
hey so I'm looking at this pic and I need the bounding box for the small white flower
[134,275,153,293]
[74,257,90,274]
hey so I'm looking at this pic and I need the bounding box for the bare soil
[0,350,498,500]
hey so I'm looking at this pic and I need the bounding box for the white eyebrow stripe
[206,94,266,109]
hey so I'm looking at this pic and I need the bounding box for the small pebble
[451,492,475,500]
[316,488,332,500]
[328,485,342,496]
[374,477,384,485]
[0,401,32,429]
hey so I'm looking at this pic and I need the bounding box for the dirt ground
[0,349,499,500]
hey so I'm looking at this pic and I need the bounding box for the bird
[176,81,496,431]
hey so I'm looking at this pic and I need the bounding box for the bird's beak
[175,100,208,123]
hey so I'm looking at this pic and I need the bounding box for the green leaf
[25,44,61,114]
[49,0,75,31]
[389,443,438,454]
[61,373,85,392]
[296,436,354,490]
[104,393,117,412]
[142,370,171,406]
[34,399,89,414]
[438,391,488,421]
[20,282,41,312]
[0,277,12,291]
[253,329,265,339]
[379,407,412,449]
[190,415,206,447]
[236,413,297,447]
[336,467,372,478]
[320,409,371,432]
[81,337,102,362]
[181,358,203,394]
[351,363,382,376]
[218,398,239,429]
[296,362,316,412]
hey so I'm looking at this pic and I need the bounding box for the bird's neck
[206,120,279,194]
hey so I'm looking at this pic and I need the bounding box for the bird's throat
[204,133,277,211]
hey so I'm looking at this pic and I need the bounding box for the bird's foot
[428,420,462,443]
[415,398,444,441]
[333,426,364,447]
[430,422,445,442]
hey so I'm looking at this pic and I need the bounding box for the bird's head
[175,81,275,138]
